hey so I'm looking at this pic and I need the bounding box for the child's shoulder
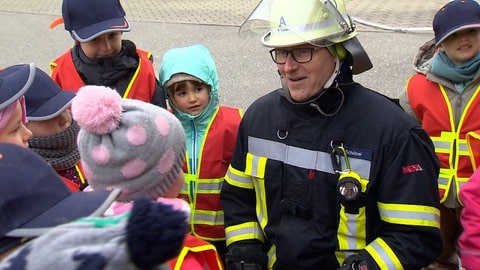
[219,105,242,112]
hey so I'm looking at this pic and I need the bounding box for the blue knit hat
[433,0,480,45]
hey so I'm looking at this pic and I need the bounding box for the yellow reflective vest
[407,73,480,203]
[180,107,242,241]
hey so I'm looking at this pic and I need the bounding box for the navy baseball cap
[24,66,75,121]
[62,0,131,42]
[0,143,121,238]
[433,0,480,45]
[0,63,35,110]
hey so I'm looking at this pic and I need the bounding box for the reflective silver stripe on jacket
[248,136,371,178]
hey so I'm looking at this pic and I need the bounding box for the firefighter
[220,0,442,269]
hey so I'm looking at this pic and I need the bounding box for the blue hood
[158,44,219,122]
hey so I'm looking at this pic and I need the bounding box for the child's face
[163,171,185,198]
[440,28,480,65]
[168,80,210,116]
[0,103,32,148]
[79,32,123,59]
[26,110,72,137]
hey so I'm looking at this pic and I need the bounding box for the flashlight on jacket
[337,171,362,202]
[330,141,364,204]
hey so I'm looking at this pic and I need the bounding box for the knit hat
[61,0,131,42]
[0,197,188,270]
[433,0,480,45]
[24,66,75,121]
[0,63,34,132]
[71,85,186,202]
[0,143,121,238]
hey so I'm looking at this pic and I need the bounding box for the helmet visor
[239,0,355,48]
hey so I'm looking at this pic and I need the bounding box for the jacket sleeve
[399,76,420,122]
[458,168,480,270]
[220,120,266,247]
[362,126,442,270]
[151,80,168,109]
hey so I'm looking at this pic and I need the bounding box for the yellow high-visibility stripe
[225,166,253,189]
[336,206,366,264]
[245,152,267,178]
[378,202,440,228]
[191,210,224,225]
[267,245,277,269]
[123,58,141,98]
[365,238,403,270]
[75,164,85,184]
[225,222,264,246]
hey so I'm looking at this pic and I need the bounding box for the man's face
[275,44,336,102]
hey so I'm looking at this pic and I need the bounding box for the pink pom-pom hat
[71,85,186,202]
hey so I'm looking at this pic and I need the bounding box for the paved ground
[0,0,446,27]
[0,0,448,110]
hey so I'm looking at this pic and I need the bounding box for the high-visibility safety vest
[168,235,224,270]
[49,49,157,102]
[61,176,80,192]
[466,130,480,170]
[60,162,86,192]
[407,73,480,202]
[180,107,242,241]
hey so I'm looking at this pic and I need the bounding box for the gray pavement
[0,0,448,111]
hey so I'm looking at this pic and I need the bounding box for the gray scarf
[28,121,80,170]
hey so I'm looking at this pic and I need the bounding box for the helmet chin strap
[323,55,340,89]
[279,55,341,105]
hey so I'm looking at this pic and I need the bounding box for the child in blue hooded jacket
[159,44,242,262]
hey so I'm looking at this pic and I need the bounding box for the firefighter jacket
[168,235,224,270]
[179,106,242,240]
[221,68,442,270]
[406,74,480,203]
[50,45,163,106]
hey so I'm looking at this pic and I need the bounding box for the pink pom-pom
[71,85,123,134]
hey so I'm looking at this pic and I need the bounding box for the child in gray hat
[72,85,186,202]
[0,139,188,269]
[71,85,223,269]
